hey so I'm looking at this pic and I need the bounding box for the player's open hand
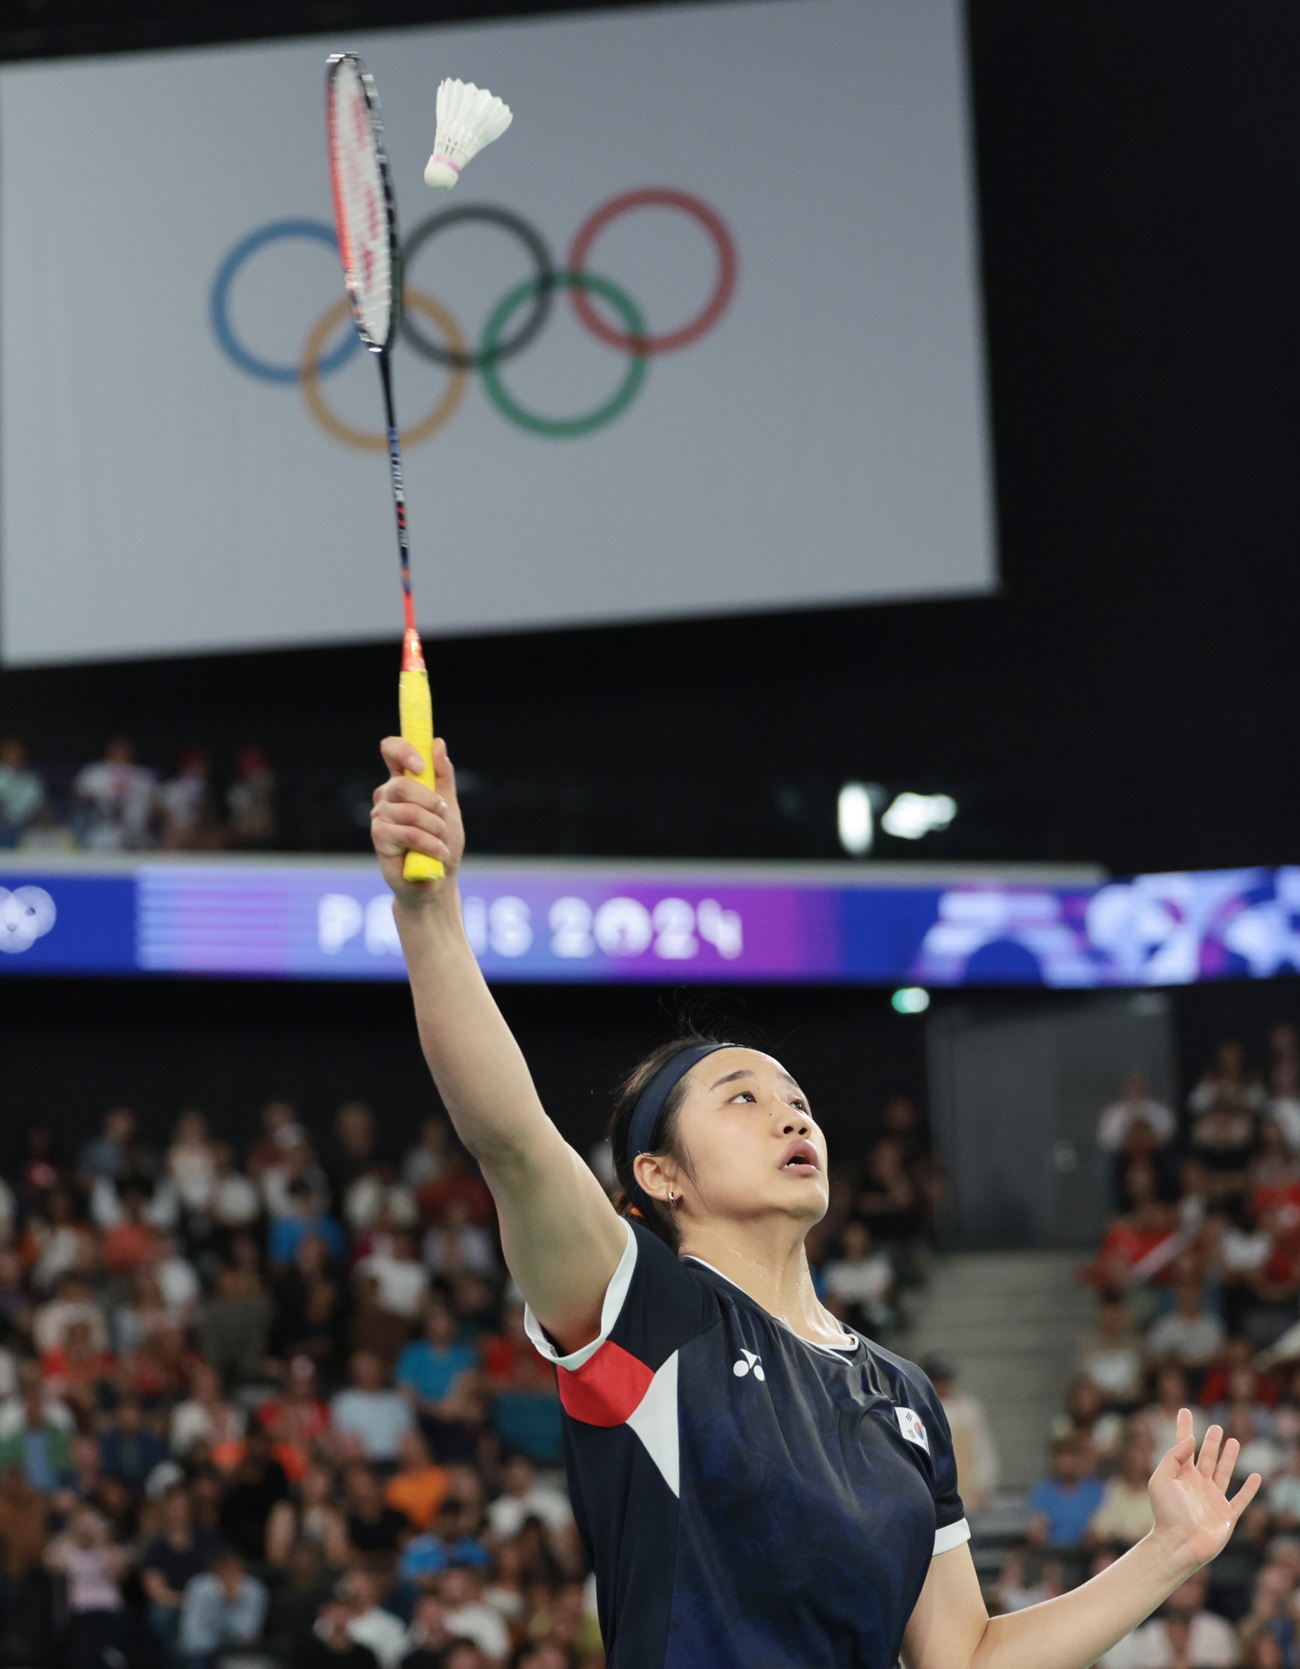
[1147,1408,1261,1572]
[371,735,465,899]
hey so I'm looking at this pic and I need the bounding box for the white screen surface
[0,0,995,665]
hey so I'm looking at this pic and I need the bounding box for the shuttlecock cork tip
[425,76,512,191]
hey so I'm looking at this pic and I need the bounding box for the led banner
[3,861,1300,988]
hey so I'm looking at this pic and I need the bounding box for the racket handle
[399,665,445,883]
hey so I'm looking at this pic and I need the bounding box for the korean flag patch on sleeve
[896,1406,930,1453]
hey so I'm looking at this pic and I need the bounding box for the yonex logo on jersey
[733,1349,765,1381]
[895,1407,929,1452]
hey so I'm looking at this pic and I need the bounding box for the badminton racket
[326,51,442,883]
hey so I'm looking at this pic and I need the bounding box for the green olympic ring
[478,271,649,439]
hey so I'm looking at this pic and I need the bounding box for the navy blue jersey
[525,1220,968,1669]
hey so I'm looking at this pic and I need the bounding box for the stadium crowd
[0,737,276,854]
[988,1024,1300,1669]
[0,1089,935,1668]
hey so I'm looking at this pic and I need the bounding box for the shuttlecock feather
[424,78,512,190]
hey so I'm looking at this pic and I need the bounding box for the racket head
[325,52,401,353]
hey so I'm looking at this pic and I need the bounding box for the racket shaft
[399,668,444,882]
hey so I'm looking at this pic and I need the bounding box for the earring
[668,1191,677,1206]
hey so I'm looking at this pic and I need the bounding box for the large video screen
[0,0,993,665]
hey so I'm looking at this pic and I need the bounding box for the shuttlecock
[424,78,512,190]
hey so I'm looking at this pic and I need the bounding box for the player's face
[673,1047,829,1225]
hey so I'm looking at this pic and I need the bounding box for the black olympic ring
[398,205,556,372]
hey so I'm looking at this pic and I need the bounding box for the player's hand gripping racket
[326,52,442,883]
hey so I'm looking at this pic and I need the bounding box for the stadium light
[837,783,874,855]
[891,987,931,1014]
[881,792,957,841]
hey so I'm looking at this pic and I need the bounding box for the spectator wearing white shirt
[344,1166,419,1234]
[1145,1279,1227,1372]
[823,1220,896,1336]
[73,737,157,850]
[1077,1296,1145,1409]
[1265,1059,1300,1156]
[208,1144,261,1231]
[486,1454,573,1540]
[337,1569,408,1669]
[438,1565,510,1665]
[354,1231,429,1321]
[166,1110,217,1213]
[1098,1073,1178,1154]
[1098,1573,1239,1668]
[922,1354,1000,1513]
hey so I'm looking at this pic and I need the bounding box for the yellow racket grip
[398,666,445,883]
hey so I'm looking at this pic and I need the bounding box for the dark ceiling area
[1,0,1297,875]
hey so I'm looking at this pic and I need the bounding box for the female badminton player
[371,733,1259,1669]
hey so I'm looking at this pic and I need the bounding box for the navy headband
[625,1042,735,1215]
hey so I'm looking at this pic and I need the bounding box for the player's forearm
[393,882,552,1168]
[969,1531,1195,1669]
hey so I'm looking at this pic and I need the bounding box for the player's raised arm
[371,734,625,1352]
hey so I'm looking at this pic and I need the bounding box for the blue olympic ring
[210,220,359,385]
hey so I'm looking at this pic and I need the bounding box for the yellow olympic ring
[299,290,468,451]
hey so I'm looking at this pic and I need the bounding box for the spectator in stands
[1265,1056,1300,1157]
[1082,1161,1180,1305]
[226,744,277,848]
[1077,1296,1146,1409]
[1140,1365,1209,1457]
[1146,1277,1228,1378]
[1100,1571,1238,1669]
[0,737,45,847]
[99,1394,168,1491]
[922,1354,1000,1513]
[157,746,226,852]
[1050,1377,1126,1468]
[264,1536,335,1660]
[170,1359,245,1465]
[822,1220,896,1337]
[177,1545,268,1664]
[140,1483,226,1658]
[265,1459,350,1570]
[1025,1434,1106,1550]
[43,1503,136,1667]
[487,1453,573,1542]
[329,1103,383,1201]
[218,1427,290,1564]
[343,1460,410,1571]
[1097,1072,1178,1207]
[337,1567,407,1668]
[196,1262,272,1388]
[397,1297,478,1423]
[73,736,157,850]
[76,1106,140,1189]
[1088,1435,1157,1547]
[403,1117,453,1194]
[423,1197,500,1282]
[1188,1040,1266,1192]
[303,1598,383,1666]
[385,1430,451,1533]
[331,1350,415,1463]
[0,1363,72,1487]
[437,1562,510,1664]
[399,1593,453,1667]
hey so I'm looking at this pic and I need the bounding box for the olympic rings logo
[210,189,737,450]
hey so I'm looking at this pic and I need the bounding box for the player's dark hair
[607,1031,729,1254]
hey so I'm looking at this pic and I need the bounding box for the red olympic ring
[567,188,737,355]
